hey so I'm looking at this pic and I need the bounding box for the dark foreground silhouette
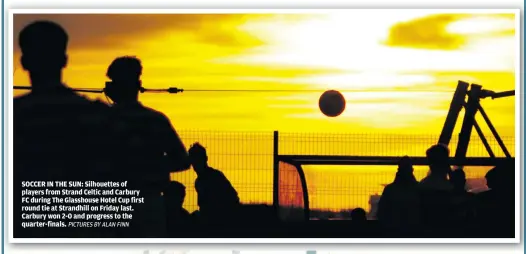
[14,20,114,238]
[105,56,190,237]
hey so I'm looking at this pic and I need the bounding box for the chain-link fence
[171,130,514,213]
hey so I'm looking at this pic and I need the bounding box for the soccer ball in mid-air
[319,90,346,117]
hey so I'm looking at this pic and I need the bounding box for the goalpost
[273,81,515,222]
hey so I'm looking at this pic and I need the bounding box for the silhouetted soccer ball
[319,90,346,117]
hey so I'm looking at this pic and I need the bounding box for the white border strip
[5,237,524,244]
[7,8,522,14]
[6,8,522,244]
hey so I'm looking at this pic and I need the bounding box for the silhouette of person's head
[164,181,186,207]
[188,143,208,174]
[105,56,143,104]
[426,144,450,177]
[351,208,367,221]
[485,167,497,190]
[398,155,413,175]
[450,168,466,191]
[486,160,514,192]
[395,155,417,185]
[19,20,68,89]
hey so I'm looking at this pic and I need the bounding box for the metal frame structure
[438,81,514,161]
[272,81,515,221]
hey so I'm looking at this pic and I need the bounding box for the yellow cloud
[13,14,270,52]
[384,14,468,50]
[384,13,516,50]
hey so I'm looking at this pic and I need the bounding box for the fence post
[273,130,279,210]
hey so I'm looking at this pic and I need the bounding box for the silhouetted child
[14,20,113,238]
[104,56,191,237]
[164,181,191,236]
[189,142,240,224]
[351,208,367,221]
[418,144,455,233]
[377,156,420,233]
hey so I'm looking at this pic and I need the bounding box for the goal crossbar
[274,155,514,221]
[278,155,513,166]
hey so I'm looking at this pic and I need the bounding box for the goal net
[277,161,309,221]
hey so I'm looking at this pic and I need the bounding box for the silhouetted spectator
[350,208,367,221]
[189,142,240,224]
[475,160,515,237]
[104,56,190,237]
[449,168,476,225]
[377,156,420,233]
[418,144,455,233]
[420,144,454,191]
[164,181,191,236]
[13,21,113,238]
[450,168,466,191]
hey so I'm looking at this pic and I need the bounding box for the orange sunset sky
[12,12,517,212]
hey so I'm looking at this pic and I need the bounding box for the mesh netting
[278,161,307,221]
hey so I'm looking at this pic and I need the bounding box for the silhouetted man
[475,160,515,237]
[418,144,455,234]
[164,181,191,237]
[105,56,190,182]
[188,143,240,224]
[104,56,190,237]
[377,156,420,234]
[420,144,454,191]
[14,21,113,238]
